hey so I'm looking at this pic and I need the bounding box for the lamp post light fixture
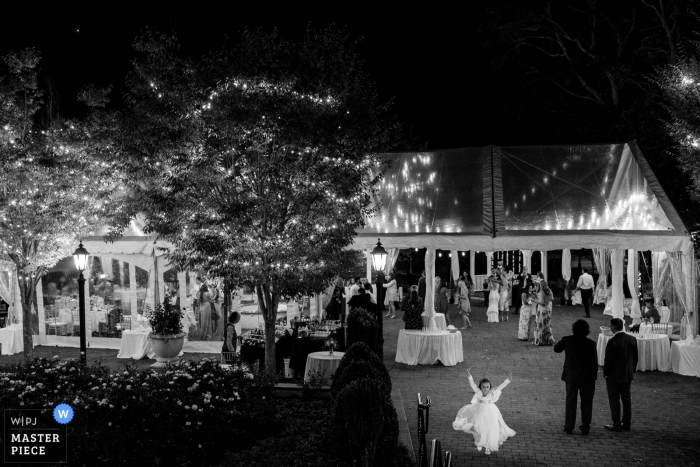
[73,242,89,364]
[371,239,388,360]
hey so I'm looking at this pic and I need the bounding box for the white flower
[186,421,191,426]
[191,404,198,410]
[126,385,131,390]
[108,422,112,426]
[185,406,190,410]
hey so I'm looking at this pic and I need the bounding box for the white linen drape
[627,249,641,325]
[667,251,695,338]
[593,247,611,304]
[366,250,372,283]
[424,249,437,329]
[611,249,625,320]
[384,248,400,275]
[0,271,13,327]
[562,249,571,281]
[541,251,548,280]
[521,250,532,271]
[451,250,460,282]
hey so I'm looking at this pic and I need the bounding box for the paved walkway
[383,300,700,467]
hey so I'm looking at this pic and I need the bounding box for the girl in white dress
[486,269,501,323]
[453,367,516,455]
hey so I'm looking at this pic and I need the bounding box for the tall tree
[101,27,402,375]
[0,49,111,358]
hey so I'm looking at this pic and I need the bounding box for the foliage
[0,48,114,357]
[334,377,397,467]
[331,359,386,397]
[658,41,700,207]
[220,399,350,467]
[0,357,285,466]
[346,307,379,354]
[90,26,403,375]
[332,341,392,395]
[147,296,183,335]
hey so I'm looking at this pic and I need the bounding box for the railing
[417,393,452,467]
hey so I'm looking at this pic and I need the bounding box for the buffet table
[0,324,24,355]
[395,330,463,366]
[117,329,155,359]
[597,333,671,372]
[671,340,700,377]
[304,351,344,382]
[422,313,447,331]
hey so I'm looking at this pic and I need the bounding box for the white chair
[659,306,682,341]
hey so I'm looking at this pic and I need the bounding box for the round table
[117,329,155,360]
[671,340,700,377]
[422,313,447,331]
[597,333,671,372]
[395,329,463,366]
[304,351,344,382]
[89,311,108,333]
[0,324,24,355]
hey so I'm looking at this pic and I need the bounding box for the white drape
[366,250,372,283]
[667,251,695,338]
[521,250,532,271]
[541,251,548,280]
[424,249,437,329]
[681,250,697,338]
[451,250,460,282]
[627,249,641,325]
[384,248,400,275]
[469,251,475,279]
[611,249,625,320]
[562,249,571,281]
[592,247,611,304]
[486,252,494,271]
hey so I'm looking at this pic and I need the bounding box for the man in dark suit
[347,288,375,317]
[603,318,638,432]
[417,270,426,309]
[554,319,598,435]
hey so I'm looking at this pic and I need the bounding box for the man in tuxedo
[554,319,598,435]
[347,288,375,316]
[511,266,529,314]
[417,270,426,309]
[603,318,638,432]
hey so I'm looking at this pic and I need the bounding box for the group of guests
[515,270,556,346]
[186,276,225,341]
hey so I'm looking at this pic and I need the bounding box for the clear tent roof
[355,142,690,253]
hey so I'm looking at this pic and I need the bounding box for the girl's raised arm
[496,372,513,392]
[467,368,479,393]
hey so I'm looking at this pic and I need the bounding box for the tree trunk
[256,283,279,377]
[19,275,38,360]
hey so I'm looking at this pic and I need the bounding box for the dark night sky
[0,2,500,150]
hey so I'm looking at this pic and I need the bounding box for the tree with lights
[0,49,112,358]
[658,43,700,205]
[101,27,403,375]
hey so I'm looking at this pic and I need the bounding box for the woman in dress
[486,269,501,323]
[324,287,343,320]
[498,268,510,322]
[402,289,423,330]
[222,311,240,362]
[533,274,555,346]
[383,272,399,319]
[457,277,472,329]
[198,290,213,340]
[453,367,516,455]
[517,288,535,341]
[434,277,450,326]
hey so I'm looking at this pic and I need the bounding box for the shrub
[389,443,417,467]
[346,307,379,353]
[333,342,392,393]
[375,394,400,467]
[148,296,183,335]
[330,360,386,397]
[334,378,387,467]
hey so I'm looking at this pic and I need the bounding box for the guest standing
[324,287,344,320]
[486,269,501,323]
[198,291,213,340]
[383,273,398,319]
[511,266,524,314]
[517,292,535,341]
[574,268,595,318]
[418,270,426,308]
[603,318,638,432]
[498,268,510,322]
[402,290,424,330]
[434,278,449,326]
[457,277,472,329]
[554,320,598,435]
[533,275,555,346]
[222,311,241,362]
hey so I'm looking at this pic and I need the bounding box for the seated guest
[348,287,374,314]
[630,296,660,332]
[402,290,423,330]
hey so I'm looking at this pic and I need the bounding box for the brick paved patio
[383,300,700,467]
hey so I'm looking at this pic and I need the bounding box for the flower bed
[0,357,315,466]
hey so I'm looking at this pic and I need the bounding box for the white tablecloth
[671,341,700,377]
[89,311,108,332]
[0,324,24,355]
[422,313,447,331]
[639,323,673,337]
[304,351,345,382]
[395,330,463,366]
[117,329,155,359]
[597,333,671,371]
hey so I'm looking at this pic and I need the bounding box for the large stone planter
[149,333,186,368]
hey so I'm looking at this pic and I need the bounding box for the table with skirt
[0,324,24,355]
[421,313,447,331]
[596,333,671,371]
[671,339,700,377]
[304,351,345,382]
[395,329,463,366]
[117,329,155,360]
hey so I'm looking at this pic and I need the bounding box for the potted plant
[147,297,185,368]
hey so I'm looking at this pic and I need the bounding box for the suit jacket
[348,294,374,314]
[418,277,426,300]
[554,335,598,384]
[603,332,638,383]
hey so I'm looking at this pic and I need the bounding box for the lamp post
[371,239,388,360]
[73,242,89,364]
